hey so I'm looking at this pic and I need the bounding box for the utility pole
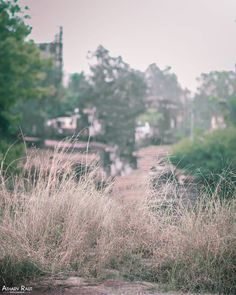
[58,26,63,80]
[190,96,194,141]
[54,26,63,84]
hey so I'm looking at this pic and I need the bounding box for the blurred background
[1,0,236,192]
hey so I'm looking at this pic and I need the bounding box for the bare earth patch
[30,276,205,295]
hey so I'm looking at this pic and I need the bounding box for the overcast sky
[20,0,236,91]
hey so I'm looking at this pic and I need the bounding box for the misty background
[20,0,236,91]
[1,0,236,187]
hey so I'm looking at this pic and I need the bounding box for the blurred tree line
[1,0,236,175]
[0,0,55,172]
[0,0,52,137]
[194,70,236,131]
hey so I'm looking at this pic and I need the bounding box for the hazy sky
[20,0,236,91]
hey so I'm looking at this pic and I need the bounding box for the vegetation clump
[0,148,235,294]
[171,128,236,199]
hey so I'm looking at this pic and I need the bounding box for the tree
[0,0,54,172]
[194,71,236,131]
[138,108,164,128]
[226,96,236,126]
[144,63,187,141]
[63,72,91,131]
[145,63,183,103]
[0,0,51,138]
[87,45,146,165]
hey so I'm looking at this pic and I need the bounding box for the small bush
[158,242,236,294]
[0,140,24,175]
[0,257,43,286]
[170,128,236,199]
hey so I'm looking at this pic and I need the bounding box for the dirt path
[30,276,187,295]
[22,145,203,295]
[112,145,171,201]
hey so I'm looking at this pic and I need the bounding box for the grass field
[0,147,235,294]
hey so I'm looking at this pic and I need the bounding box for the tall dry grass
[0,146,235,293]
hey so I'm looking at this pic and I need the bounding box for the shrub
[156,198,236,294]
[0,140,24,175]
[170,128,236,199]
[0,257,43,286]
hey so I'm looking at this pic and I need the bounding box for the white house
[135,122,153,142]
[46,114,79,134]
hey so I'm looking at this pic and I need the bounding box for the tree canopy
[0,0,52,137]
[86,45,146,162]
[194,71,236,130]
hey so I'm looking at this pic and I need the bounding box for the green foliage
[67,72,88,109]
[0,0,52,137]
[0,140,24,175]
[86,46,146,162]
[171,128,236,198]
[145,63,189,142]
[65,72,91,131]
[145,63,183,103]
[158,250,236,294]
[225,96,236,127]
[194,71,236,131]
[0,256,43,286]
[138,108,163,127]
